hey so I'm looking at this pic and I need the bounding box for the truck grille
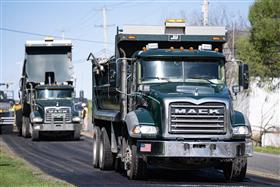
[169,102,226,134]
[45,107,71,123]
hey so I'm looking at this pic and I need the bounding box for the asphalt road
[1,127,280,187]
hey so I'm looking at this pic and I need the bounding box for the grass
[0,147,72,187]
[254,145,280,155]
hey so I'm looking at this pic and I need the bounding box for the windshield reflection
[36,89,73,99]
[26,54,72,82]
[140,60,225,84]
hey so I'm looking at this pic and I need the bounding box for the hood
[147,82,230,102]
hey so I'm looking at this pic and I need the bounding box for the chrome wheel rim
[93,138,98,163]
[99,140,104,165]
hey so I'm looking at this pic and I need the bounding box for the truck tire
[30,124,39,141]
[92,126,101,168]
[114,137,127,173]
[114,157,124,173]
[73,128,81,140]
[18,127,22,136]
[125,144,147,180]
[15,109,22,136]
[99,127,113,170]
[223,157,247,182]
[22,116,31,138]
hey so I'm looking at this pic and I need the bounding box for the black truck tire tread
[128,144,147,180]
[223,157,247,182]
[99,127,113,170]
[73,128,81,140]
[31,129,40,141]
[92,126,101,168]
[22,116,31,138]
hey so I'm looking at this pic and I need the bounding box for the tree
[237,0,280,87]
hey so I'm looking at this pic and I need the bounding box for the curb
[247,169,280,181]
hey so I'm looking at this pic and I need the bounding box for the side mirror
[18,91,21,100]
[232,85,240,95]
[239,63,249,89]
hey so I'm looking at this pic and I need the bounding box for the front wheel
[98,127,114,170]
[30,123,39,141]
[92,126,101,168]
[73,126,81,140]
[125,144,147,180]
[223,157,247,182]
[22,116,31,138]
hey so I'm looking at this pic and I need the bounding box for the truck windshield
[140,60,225,84]
[36,89,73,99]
[26,54,72,82]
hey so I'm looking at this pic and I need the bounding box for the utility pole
[232,21,235,61]
[202,0,209,26]
[95,7,114,58]
[61,30,65,40]
[102,7,108,58]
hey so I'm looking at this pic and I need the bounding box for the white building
[235,79,280,147]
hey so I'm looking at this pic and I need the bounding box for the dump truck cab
[29,84,81,139]
[89,19,252,181]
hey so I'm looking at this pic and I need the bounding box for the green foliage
[0,149,70,187]
[254,145,280,155]
[237,0,280,82]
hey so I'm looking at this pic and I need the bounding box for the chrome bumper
[137,140,253,158]
[0,117,15,125]
[33,123,81,131]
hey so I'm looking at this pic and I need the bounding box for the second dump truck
[17,38,81,141]
[89,20,253,181]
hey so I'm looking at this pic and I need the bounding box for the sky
[0,0,254,99]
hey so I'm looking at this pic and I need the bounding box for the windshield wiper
[187,77,217,84]
[142,77,171,82]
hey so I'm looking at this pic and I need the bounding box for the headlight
[32,117,43,123]
[72,116,81,122]
[132,125,158,135]
[233,126,249,135]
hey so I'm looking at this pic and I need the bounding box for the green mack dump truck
[88,19,253,181]
[17,38,81,141]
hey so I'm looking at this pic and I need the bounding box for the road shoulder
[0,137,74,187]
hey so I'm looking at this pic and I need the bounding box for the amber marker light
[128,35,136,40]
[189,47,194,51]
[212,36,221,41]
[214,48,219,52]
[179,47,184,51]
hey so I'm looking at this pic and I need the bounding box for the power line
[0,27,114,44]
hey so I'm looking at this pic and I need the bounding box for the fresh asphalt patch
[1,127,279,187]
